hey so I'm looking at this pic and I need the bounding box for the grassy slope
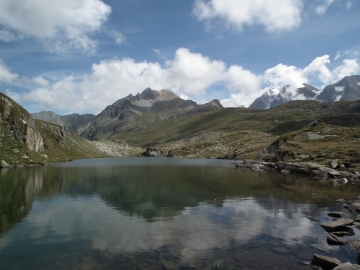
[101,100,360,166]
[0,119,110,166]
[271,121,360,171]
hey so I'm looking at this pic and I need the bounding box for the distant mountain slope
[315,75,360,102]
[0,92,108,166]
[249,75,359,109]
[81,88,223,141]
[32,111,95,133]
[31,110,63,125]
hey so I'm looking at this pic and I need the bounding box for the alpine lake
[1,157,360,270]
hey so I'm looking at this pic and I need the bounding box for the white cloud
[165,48,227,95]
[192,0,303,33]
[3,49,360,112]
[263,64,308,89]
[0,0,111,53]
[314,0,336,14]
[0,59,19,83]
[23,48,229,112]
[333,49,360,61]
[0,28,23,42]
[223,54,360,106]
[333,59,360,80]
[106,30,126,45]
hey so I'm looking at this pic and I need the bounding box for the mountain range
[249,75,360,109]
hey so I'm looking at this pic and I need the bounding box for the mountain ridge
[80,88,223,141]
[249,75,359,109]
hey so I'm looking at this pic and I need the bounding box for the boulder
[328,171,342,178]
[347,241,360,251]
[334,263,360,270]
[311,254,341,269]
[321,219,354,232]
[332,227,355,236]
[1,160,10,168]
[144,146,163,157]
[330,159,339,169]
[327,233,348,245]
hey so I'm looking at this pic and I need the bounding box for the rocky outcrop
[1,160,10,168]
[1,92,44,153]
[236,160,360,182]
[144,146,163,157]
[25,124,44,152]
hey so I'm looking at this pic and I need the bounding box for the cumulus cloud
[2,49,360,112]
[165,48,227,95]
[0,59,19,83]
[20,48,262,112]
[222,54,360,106]
[0,0,111,53]
[192,0,303,33]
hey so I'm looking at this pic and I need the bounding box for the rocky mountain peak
[249,75,360,109]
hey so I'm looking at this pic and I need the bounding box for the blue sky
[0,0,359,114]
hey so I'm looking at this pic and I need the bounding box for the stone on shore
[334,263,360,269]
[347,240,360,251]
[1,160,10,168]
[311,254,341,269]
[320,219,354,232]
[327,233,348,245]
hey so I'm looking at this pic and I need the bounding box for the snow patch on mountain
[335,86,345,91]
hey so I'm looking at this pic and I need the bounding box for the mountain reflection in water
[1,157,360,269]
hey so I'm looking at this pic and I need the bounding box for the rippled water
[1,157,360,269]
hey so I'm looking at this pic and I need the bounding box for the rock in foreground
[320,219,354,232]
[311,254,341,269]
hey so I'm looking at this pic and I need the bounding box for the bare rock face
[1,92,44,153]
[25,124,44,152]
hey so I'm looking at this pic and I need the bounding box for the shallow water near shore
[1,157,360,269]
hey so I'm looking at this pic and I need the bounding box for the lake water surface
[1,157,360,269]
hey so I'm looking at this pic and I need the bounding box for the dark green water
[1,157,360,269]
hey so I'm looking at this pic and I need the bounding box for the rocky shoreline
[235,160,360,182]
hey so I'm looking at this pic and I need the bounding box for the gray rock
[332,227,355,236]
[330,159,339,169]
[327,233,348,245]
[1,160,10,168]
[328,212,344,218]
[312,254,341,269]
[321,219,354,232]
[144,146,163,157]
[328,171,342,178]
[334,263,360,269]
[212,259,225,270]
[347,241,360,251]
[162,260,179,270]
